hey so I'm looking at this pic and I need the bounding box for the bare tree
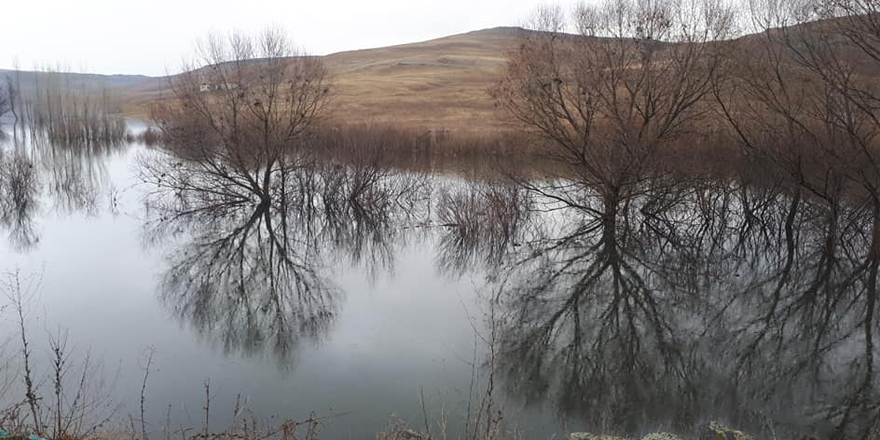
[0,76,10,121]
[10,58,21,127]
[521,3,568,34]
[15,65,126,146]
[150,27,331,207]
[492,0,735,190]
[713,0,880,198]
[802,0,880,200]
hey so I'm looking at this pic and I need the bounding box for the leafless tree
[150,27,331,208]
[492,0,735,191]
[16,66,126,146]
[1,271,119,438]
[711,13,880,438]
[6,77,17,125]
[0,78,10,120]
[521,3,567,34]
[713,0,879,199]
[0,74,14,141]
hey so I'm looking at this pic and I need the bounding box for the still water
[1,121,879,440]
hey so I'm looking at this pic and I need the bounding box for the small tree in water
[150,27,331,206]
[492,0,734,190]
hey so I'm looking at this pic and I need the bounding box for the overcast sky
[0,0,583,76]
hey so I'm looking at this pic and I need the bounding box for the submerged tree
[0,74,14,140]
[151,27,331,207]
[137,27,439,367]
[18,67,126,147]
[492,0,734,188]
[0,79,10,121]
[709,5,880,437]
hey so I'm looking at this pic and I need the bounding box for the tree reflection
[0,130,123,250]
[717,191,880,440]
[153,199,337,367]
[435,182,532,278]
[30,134,121,216]
[0,146,40,250]
[140,146,428,367]
[439,171,880,439]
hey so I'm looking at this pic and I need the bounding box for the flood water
[1,121,879,440]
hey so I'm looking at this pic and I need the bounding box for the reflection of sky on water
[1,120,879,440]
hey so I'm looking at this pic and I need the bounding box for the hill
[0,69,151,93]
[319,27,528,133]
[116,27,531,133]
[6,19,877,135]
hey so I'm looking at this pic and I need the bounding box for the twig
[140,346,155,440]
[419,386,432,439]
[203,379,211,439]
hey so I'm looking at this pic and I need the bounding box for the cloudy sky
[0,0,582,76]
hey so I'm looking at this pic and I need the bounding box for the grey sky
[0,0,582,76]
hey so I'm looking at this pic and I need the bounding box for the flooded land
[0,115,878,440]
[3,0,880,439]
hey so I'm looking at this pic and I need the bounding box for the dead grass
[117,19,880,143]
[119,28,529,133]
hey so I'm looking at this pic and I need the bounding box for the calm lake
[1,120,878,440]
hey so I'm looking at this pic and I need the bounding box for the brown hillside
[321,27,528,133]
[118,18,880,135]
[120,27,531,134]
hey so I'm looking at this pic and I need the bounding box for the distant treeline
[1,66,126,146]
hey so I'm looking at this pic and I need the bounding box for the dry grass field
[320,27,530,133]
[119,27,531,134]
[114,19,880,139]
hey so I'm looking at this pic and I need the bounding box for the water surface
[1,122,878,440]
